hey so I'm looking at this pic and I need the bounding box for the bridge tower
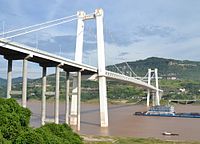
[95,8,108,127]
[146,68,160,106]
[70,11,85,126]
[70,8,108,128]
[146,69,151,107]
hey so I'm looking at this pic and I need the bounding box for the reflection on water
[27,101,200,141]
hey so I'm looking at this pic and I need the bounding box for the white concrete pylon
[155,68,160,105]
[95,8,108,127]
[147,69,151,107]
[75,11,85,63]
[70,11,85,125]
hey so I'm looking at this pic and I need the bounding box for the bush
[36,123,83,144]
[0,98,31,127]
[0,98,83,144]
[14,129,44,144]
[0,132,11,144]
[35,128,64,144]
[0,98,31,141]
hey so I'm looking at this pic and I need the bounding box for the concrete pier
[22,58,28,108]
[41,66,47,125]
[70,74,78,125]
[65,72,70,124]
[6,59,12,99]
[55,66,60,124]
[77,71,81,131]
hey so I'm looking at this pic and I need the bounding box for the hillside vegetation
[1,57,200,102]
[107,57,200,80]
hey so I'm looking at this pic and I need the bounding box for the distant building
[167,76,177,80]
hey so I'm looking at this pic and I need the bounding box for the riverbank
[83,135,200,144]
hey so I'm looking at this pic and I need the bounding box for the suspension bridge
[0,8,162,131]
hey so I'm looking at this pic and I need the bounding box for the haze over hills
[0,77,33,86]
[106,57,200,81]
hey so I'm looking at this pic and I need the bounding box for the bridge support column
[65,72,70,124]
[155,68,160,105]
[70,11,85,125]
[147,69,151,107]
[7,59,12,99]
[41,66,47,125]
[55,66,60,124]
[98,76,108,127]
[147,91,150,107]
[152,92,155,106]
[159,91,163,103]
[96,8,108,127]
[22,58,28,108]
[70,74,78,125]
[77,71,81,131]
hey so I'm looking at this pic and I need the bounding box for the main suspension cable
[125,62,138,77]
[114,64,124,74]
[0,17,78,40]
[0,14,77,36]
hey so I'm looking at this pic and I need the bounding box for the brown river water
[27,101,200,141]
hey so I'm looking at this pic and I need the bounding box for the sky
[0,0,200,78]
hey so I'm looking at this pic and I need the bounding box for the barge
[135,105,200,118]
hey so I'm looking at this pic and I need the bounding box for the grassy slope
[84,136,200,144]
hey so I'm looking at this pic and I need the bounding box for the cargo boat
[135,105,200,118]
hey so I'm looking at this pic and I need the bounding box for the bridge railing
[105,70,161,91]
[0,39,98,73]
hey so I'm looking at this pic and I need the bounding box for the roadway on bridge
[0,39,97,74]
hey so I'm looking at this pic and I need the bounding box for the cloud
[104,25,177,47]
[118,52,129,57]
[1,0,200,78]
[135,25,175,38]
[104,31,200,66]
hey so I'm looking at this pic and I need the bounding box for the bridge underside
[0,40,97,75]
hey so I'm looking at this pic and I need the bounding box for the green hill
[106,57,200,81]
[0,78,6,86]
[1,57,200,102]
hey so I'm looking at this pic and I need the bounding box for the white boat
[162,131,179,136]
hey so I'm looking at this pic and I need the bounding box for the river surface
[27,101,200,141]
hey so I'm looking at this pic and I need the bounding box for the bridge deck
[0,39,160,91]
[0,39,97,74]
[105,71,161,91]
